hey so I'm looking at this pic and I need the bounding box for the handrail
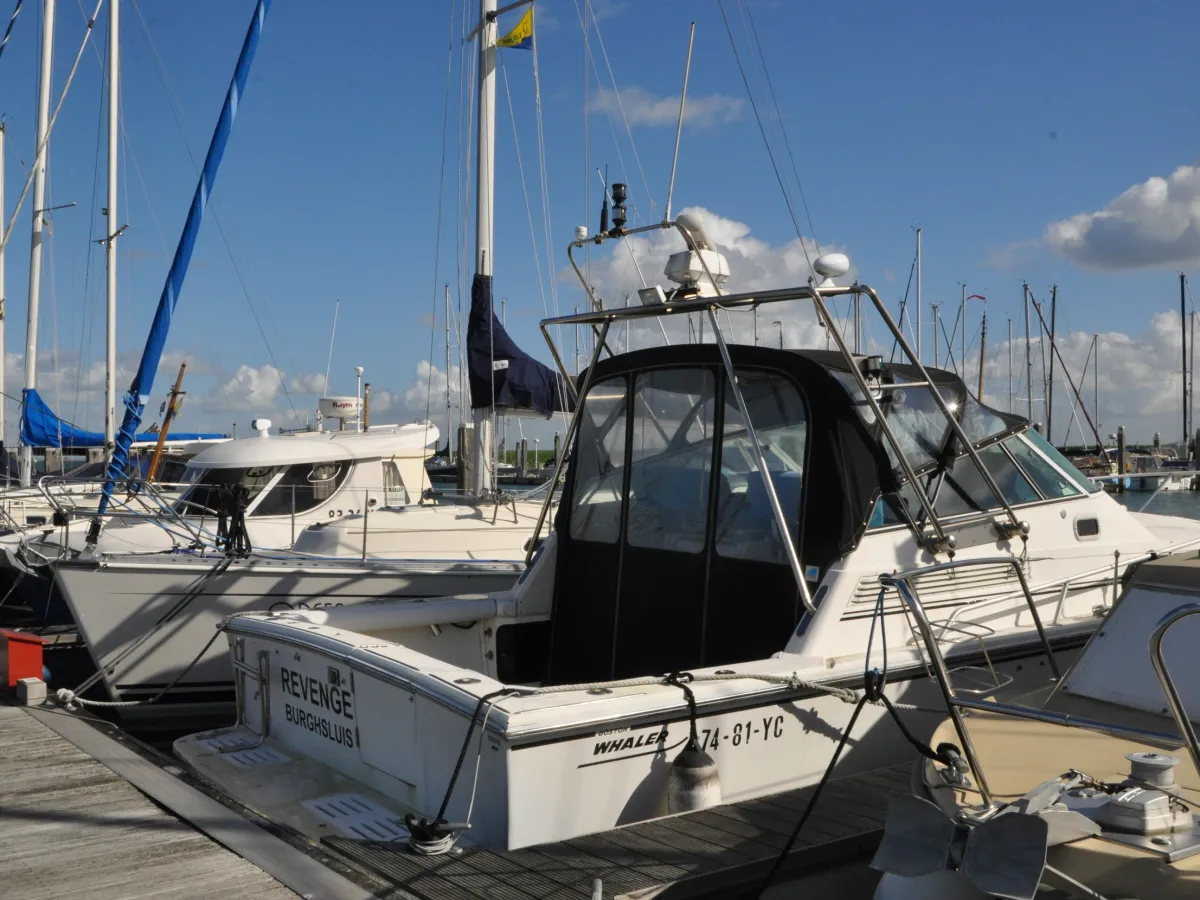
[880,563,1200,810]
[887,556,1060,679]
[1149,602,1200,775]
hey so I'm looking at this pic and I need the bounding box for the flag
[496,8,533,50]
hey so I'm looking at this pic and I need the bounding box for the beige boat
[870,556,1200,900]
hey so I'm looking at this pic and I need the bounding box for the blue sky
[0,0,1198,447]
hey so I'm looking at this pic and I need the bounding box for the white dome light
[812,252,850,287]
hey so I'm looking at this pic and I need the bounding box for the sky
[0,0,1198,451]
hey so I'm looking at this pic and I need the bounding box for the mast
[1094,333,1099,452]
[469,0,498,495]
[931,303,939,368]
[0,124,6,463]
[977,312,987,399]
[1047,284,1056,444]
[1183,272,1188,445]
[915,227,922,364]
[146,362,185,483]
[444,283,452,456]
[1007,318,1013,413]
[960,283,966,380]
[1024,282,1033,422]
[19,0,54,487]
[104,0,120,455]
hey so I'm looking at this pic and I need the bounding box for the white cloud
[589,86,744,129]
[580,205,852,351]
[288,372,329,394]
[1046,165,1200,270]
[403,360,463,414]
[209,364,288,413]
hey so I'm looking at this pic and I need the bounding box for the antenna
[323,298,340,396]
[663,22,696,222]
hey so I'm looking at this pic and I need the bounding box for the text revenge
[280,666,356,748]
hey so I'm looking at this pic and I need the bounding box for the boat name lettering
[280,666,354,720]
[284,702,356,748]
[593,726,668,756]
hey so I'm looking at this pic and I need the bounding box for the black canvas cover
[546,345,894,685]
[467,273,573,416]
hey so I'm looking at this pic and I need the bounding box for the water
[1112,489,1200,520]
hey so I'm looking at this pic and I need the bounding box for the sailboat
[43,0,571,720]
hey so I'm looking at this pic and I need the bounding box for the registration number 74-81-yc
[699,714,785,752]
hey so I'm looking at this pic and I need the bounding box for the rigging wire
[0,0,23,65]
[717,1,814,278]
[423,0,457,455]
[127,0,299,425]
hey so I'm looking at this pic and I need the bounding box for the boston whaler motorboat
[869,554,1200,899]
[175,201,1200,854]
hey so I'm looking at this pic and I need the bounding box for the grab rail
[880,565,1200,809]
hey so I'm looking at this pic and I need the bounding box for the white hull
[177,617,1084,850]
[52,554,524,710]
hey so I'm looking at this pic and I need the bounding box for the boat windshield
[173,466,281,516]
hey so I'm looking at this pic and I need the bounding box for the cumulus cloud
[208,364,288,413]
[403,360,463,413]
[288,372,329,394]
[1046,165,1200,270]
[589,86,744,129]
[579,205,854,351]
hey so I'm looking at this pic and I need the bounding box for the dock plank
[0,705,298,900]
[323,762,912,899]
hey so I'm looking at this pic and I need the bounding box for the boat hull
[52,554,524,717]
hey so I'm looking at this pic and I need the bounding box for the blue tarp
[20,388,222,449]
[467,273,573,416]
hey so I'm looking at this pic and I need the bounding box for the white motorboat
[869,554,1200,900]
[175,210,1200,851]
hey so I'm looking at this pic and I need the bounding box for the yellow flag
[497,8,533,50]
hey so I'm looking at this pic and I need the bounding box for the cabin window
[880,380,957,471]
[872,442,1039,526]
[715,371,807,562]
[1004,434,1084,498]
[569,377,629,544]
[383,461,407,507]
[626,370,717,553]
[174,465,281,516]
[1019,429,1102,494]
[960,396,1015,444]
[250,461,350,516]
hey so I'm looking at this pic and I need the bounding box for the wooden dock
[0,701,907,899]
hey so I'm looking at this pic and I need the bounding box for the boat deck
[0,700,908,899]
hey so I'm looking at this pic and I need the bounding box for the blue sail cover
[94,0,269,520]
[20,388,222,448]
[467,273,573,415]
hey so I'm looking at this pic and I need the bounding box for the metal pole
[1149,602,1200,774]
[1047,285,1056,444]
[931,303,939,367]
[104,0,119,456]
[708,305,814,615]
[960,283,966,378]
[1024,283,1033,423]
[1007,318,1013,413]
[915,227,922,364]
[0,124,6,455]
[20,0,55,486]
[663,22,695,222]
[1094,334,1099,453]
[1183,272,1189,445]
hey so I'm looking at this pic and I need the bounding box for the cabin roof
[186,424,439,470]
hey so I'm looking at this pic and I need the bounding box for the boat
[869,553,1200,899]
[43,0,571,721]
[172,173,1200,851]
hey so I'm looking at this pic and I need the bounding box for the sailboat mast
[915,228,922,364]
[1007,318,1013,413]
[1047,284,1056,444]
[0,124,7,459]
[470,0,498,495]
[104,0,119,454]
[20,0,55,487]
[1183,272,1188,445]
[444,283,452,456]
[1023,283,1033,423]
